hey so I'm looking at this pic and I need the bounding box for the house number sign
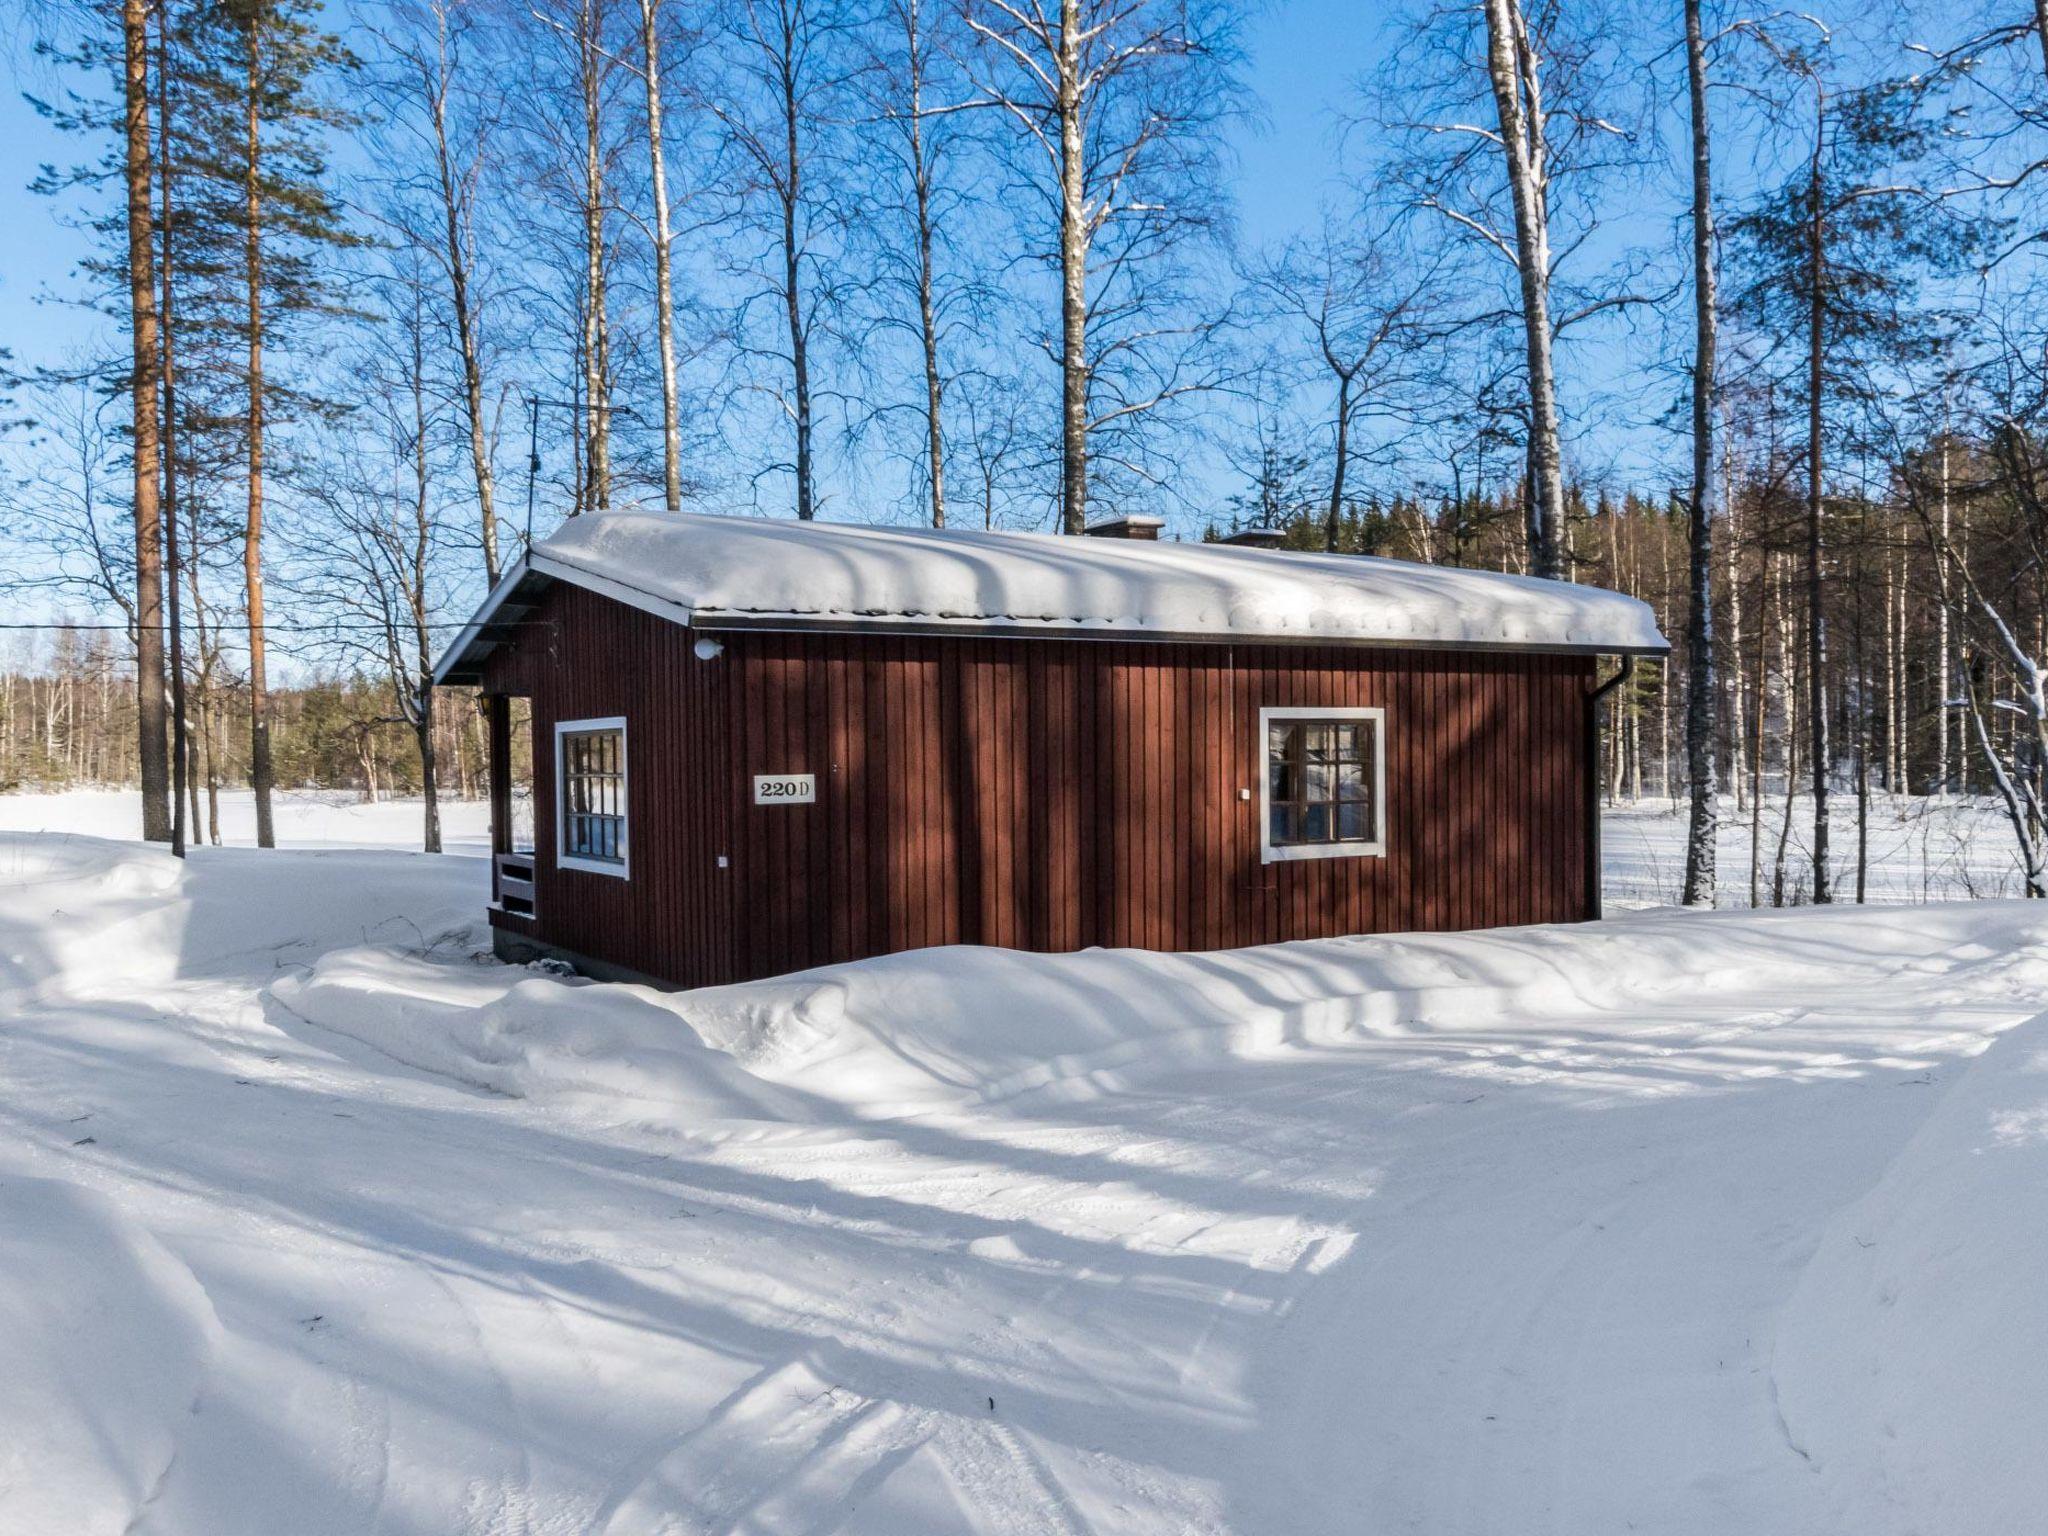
[753,773,816,805]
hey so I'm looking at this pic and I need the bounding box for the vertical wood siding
[483,583,1595,989]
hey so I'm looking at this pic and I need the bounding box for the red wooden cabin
[432,512,1667,989]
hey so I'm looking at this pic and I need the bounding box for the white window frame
[555,716,630,879]
[1259,705,1388,864]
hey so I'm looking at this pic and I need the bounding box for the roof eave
[688,609,1669,656]
[432,546,1669,684]
[430,549,702,688]
[431,555,543,688]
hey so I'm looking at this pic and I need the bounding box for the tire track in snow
[595,1358,920,1534]
[419,1265,541,1527]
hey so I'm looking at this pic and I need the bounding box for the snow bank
[476,510,1667,653]
[0,830,485,1003]
[0,1178,220,1535]
[275,902,2046,1125]
[1773,1010,2048,1534]
[272,947,806,1126]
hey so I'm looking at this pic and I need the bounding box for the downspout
[1585,655,1637,920]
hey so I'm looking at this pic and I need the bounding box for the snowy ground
[0,785,492,853]
[1605,793,2030,907]
[4,790,2047,1533]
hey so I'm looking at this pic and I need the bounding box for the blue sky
[3,0,1390,384]
[4,48,111,371]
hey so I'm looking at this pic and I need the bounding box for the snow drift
[276,901,2048,1126]
[0,829,481,1006]
[0,1178,221,1535]
[271,947,808,1125]
[1773,1009,2048,1535]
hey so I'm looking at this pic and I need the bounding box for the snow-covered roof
[433,511,1666,683]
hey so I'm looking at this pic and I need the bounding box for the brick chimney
[1082,514,1165,541]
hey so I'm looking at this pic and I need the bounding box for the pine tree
[27,6,175,839]
[1728,63,1984,902]
[175,0,357,848]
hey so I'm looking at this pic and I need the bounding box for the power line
[0,619,554,634]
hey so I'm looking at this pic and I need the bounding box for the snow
[4,788,2047,1532]
[0,1179,220,1536]
[0,786,490,852]
[1773,1018,2048,1534]
[1604,794,2033,906]
[441,511,1668,672]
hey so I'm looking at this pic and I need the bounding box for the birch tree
[1380,0,1651,577]
[859,0,986,528]
[1905,422,2048,897]
[635,0,684,511]
[518,0,628,514]
[1478,0,1566,577]
[1679,0,1718,905]
[367,0,507,576]
[574,0,617,511]
[965,0,1238,533]
[1252,207,1451,554]
[292,252,463,853]
[698,0,861,521]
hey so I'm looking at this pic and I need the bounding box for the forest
[7,0,2048,909]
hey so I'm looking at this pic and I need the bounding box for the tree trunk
[1679,0,1717,904]
[1892,545,1907,789]
[780,7,814,521]
[1936,432,1952,794]
[359,732,380,803]
[1325,372,1351,553]
[1727,467,1748,812]
[417,697,443,854]
[1771,568,1801,905]
[124,0,171,843]
[1854,506,1869,902]
[638,0,682,512]
[908,0,946,529]
[1749,553,1771,907]
[1804,101,1832,903]
[244,21,276,849]
[2037,0,2048,96]
[1480,0,1565,578]
[195,645,220,848]
[580,0,611,513]
[183,521,214,844]
[1056,0,1088,534]
[186,691,202,834]
[1627,673,1641,802]
[1963,654,2046,896]
[409,295,444,854]
[427,28,500,576]
[157,0,189,860]
[1882,542,1898,790]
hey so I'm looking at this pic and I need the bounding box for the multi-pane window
[1264,712,1383,858]
[559,722,626,870]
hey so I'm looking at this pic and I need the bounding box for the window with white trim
[1260,707,1385,862]
[557,718,628,876]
